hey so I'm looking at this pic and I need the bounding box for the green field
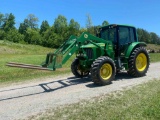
[0,41,74,84]
[150,53,160,62]
[0,41,160,84]
[30,80,160,120]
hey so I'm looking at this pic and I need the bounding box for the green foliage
[150,32,160,44]
[5,29,24,43]
[0,30,5,39]
[86,14,94,34]
[102,20,109,26]
[79,27,87,33]
[24,28,42,45]
[19,14,39,35]
[137,28,160,44]
[0,13,4,28]
[2,13,15,32]
[68,19,80,36]
[85,14,100,36]
[39,20,50,35]
[137,28,149,42]
[54,15,68,34]
[0,11,160,48]
[27,14,39,29]
[18,19,30,34]
[42,26,63,48]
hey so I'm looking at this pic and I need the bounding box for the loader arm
[42,32,113,70]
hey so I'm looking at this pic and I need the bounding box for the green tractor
[7,24,150,85]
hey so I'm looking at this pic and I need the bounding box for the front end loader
[7,24,150,85]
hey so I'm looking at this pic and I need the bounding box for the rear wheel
[128,47,150,77]
[71,58,89,77]
[91,56,116,85]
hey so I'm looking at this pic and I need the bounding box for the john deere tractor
[8,24,150,85]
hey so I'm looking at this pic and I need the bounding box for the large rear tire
[71,58,89,78]
[128,47,150,77]
[91,56,116,85]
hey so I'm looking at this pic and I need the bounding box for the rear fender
[125,42,146,59]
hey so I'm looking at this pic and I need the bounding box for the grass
[0,54,73,83]
[150,53,160,62]
[0,41,74,84]
[29,80,160,120]
[0,40,53,55]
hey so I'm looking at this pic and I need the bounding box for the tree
[142,30,151,43]
[0,30,5,40]
[6,29,24,43]
[0,13,5,39]
[137,28,143,41]
[0,13,4,29]
[137,28,151,43]
[19,14,39,34]
[42,26,61,48]
[27,14,39,29]
[86,14,92,29]
[150,32,160,44]
[24,28,42,45]
[69,19,80,30]
[2,13,15,32]
[86,14,94,34]
[18,19,30,34]
[102,20,109,26]
[53,15,69,44]
[68,19,80,36]
[54,15,68,34]
[39,20,50,35]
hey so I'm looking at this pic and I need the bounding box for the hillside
[146,44,160,52]
[1,41,160,54]
[0,41,73,84]
[0,40,53,55]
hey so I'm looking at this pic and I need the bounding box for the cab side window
[119,27,130,45]
[130,28,135,42]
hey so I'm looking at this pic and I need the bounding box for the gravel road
[0,62,160,120]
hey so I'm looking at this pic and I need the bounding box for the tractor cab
[99,24,139,69]
[99,24,138,55]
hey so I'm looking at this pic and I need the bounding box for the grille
[84,48,93,59]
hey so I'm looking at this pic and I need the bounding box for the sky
[1,0,160,35]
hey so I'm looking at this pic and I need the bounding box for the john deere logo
[84,34,88,38]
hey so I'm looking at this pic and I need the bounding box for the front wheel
[91,56,116,85]
[128,47,150,77]
[71,58,89,78]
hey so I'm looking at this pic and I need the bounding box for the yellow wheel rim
[100,63,112,80]
[136,53,147,71]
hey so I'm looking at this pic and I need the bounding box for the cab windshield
[100,27,117,43]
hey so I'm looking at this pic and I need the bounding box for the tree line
[0,12,160,48]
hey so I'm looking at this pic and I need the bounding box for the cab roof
[101,24,136,29]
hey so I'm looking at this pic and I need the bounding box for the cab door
[118,26,136,55]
